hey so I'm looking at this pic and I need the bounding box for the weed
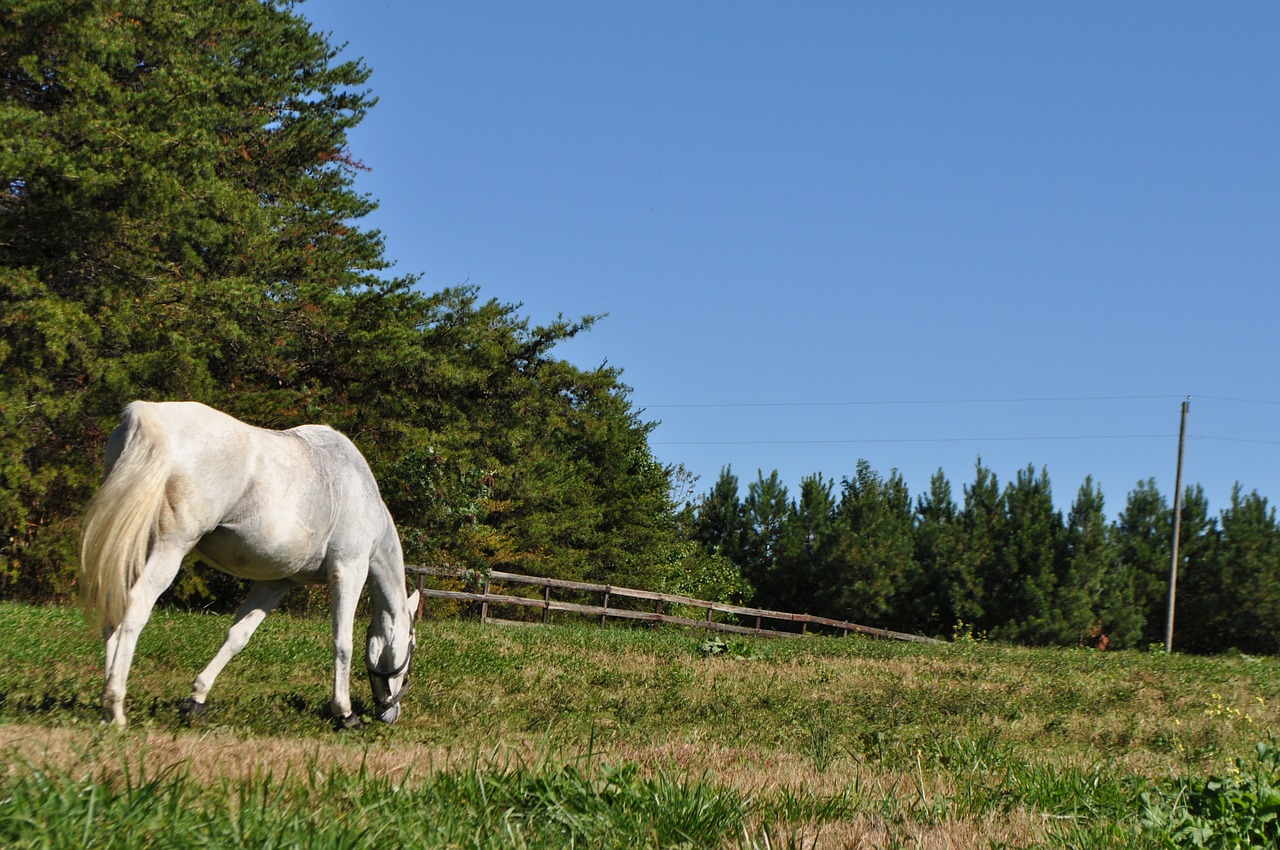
[952,620,988,644]
[1142,734,1280,849]
[698,635,765,660]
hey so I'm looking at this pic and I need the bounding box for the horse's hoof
[179,698,207,721]
[336,712,364,731]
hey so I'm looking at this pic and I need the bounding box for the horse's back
[112,402,391,581]
[110,401,256,472]
[283,423,395,556]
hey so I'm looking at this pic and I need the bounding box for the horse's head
[366,589,420,724]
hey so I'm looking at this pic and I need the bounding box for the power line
[653,433,1280,448]
[652,434,1175,447]
[642,394,1184,410]
[1193,396,1280,406]
[1192,434,1280,446]
[641,395,1280,448]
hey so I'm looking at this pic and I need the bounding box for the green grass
[1,600,1278,848]
[0,761,754,850]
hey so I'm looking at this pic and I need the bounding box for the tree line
[682,461,1280,653]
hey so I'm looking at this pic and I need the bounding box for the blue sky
[301,0,1280,517]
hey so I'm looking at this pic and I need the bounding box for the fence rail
[407,565,938,644]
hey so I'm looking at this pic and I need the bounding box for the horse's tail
[80,402,172,631]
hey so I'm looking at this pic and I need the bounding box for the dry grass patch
[0,723,542,788]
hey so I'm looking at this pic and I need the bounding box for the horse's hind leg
[102,544,188,727]
[183,579,292,718]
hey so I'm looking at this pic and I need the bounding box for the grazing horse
[79,401,419,729]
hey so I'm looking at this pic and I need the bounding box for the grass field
[1,600,1278,848]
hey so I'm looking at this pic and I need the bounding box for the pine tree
[742,470,790,604]
[1115,479,1171,645]
[768,473,837,615]
[689,467,747,566]
[1193,485,1280,653]
[1168,485,1221,652]
[914,468,966,635]
[993,465,1063,645]
[957,459,1005,635]
[826,460,919,630]
[1059,477,1142,648]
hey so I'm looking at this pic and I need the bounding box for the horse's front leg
[182,579,293,720]
[328,560,370,728]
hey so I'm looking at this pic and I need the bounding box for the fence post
[542,584,551,625]
[480,577,490,626]
[601,589,611,628]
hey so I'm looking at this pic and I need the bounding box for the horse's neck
[366,530,409,621]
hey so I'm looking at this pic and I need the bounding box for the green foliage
[1144,735,1280,849]
[688,458,1280,653]
[1171,486,1223,653]
[660,542,751,607]
[681,466,758,607]
[1073,478,1145,649]
[1,1,682,605]
[1192,487,1280,654]
[827,460,920,630]
[991,464,1063,644]
[686,466,746,566]
[768,472,838,615]
[913,468,963,635]
[382,446,494,570]
[696,635,764,660]
[1119,478,1174,645]
[741,468,790,594]
[957,459,1005,632]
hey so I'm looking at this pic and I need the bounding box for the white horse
[80,400,419,729]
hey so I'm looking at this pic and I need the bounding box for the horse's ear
[407,589,421,618]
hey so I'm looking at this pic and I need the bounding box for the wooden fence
[408,565,938,645]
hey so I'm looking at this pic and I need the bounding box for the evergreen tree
[957,459,1005,634]
[1168,485,1221,652]
[826,460,919,630]
[1060,477,1142,648]
[1192,486,1280,653]
[688,467,746,567]
[767,473,837,614]
[741,470,789,603]
[992,465,1063,645]
[914,468,965,635]
[1115,478,1172,645]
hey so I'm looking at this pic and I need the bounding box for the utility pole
[1164,397,1190,653]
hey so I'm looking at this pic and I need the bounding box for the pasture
[1,601,1278,848]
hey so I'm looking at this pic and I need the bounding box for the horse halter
[366,626,416,716]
